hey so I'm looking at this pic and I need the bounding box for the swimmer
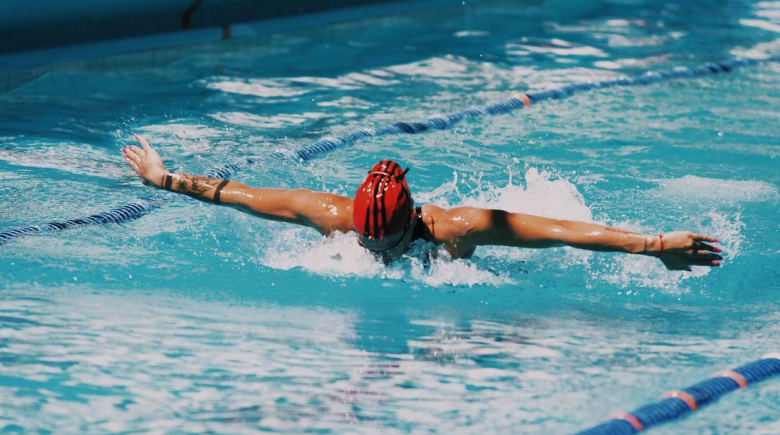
[123,135,722,270]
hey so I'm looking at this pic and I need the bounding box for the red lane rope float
[574,354,780,435]
[513,92,532,106]
[660,390,698,410]
[610,413,643,431]
[713,370,748,389]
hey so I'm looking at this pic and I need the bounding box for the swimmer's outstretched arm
[122,135,353,235]
[444,208,722,271]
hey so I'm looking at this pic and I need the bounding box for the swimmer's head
[353,160,416,262]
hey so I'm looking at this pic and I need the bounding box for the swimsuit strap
[412,206,425,241]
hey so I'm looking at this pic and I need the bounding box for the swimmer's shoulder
[417,204,477,259]
[292,190,353,235]
[417,204,473,240]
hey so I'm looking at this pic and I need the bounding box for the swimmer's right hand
[122,135,168,187]
[652,231,723,271]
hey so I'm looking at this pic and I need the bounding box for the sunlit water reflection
[1,0,779,433]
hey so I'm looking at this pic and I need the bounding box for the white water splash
[655,176,779,205]
[416,168,592,220]
[210,111,327,129]
[593,176,767,294]
[594,212,745,295]
[260,228,514,287]
[261,228,399,279]
[601,176,776,293]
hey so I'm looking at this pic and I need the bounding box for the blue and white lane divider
[1,55,778,245]
[278,55,778,162]
[0,197,165,244]
[573,353,780,435]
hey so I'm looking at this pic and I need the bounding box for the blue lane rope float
[1,55,779,245]
[0,197,164,245]
[573,353,780,435]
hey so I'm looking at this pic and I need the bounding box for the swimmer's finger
[124,147,142,165]
[127,145,145,159]
[694,250,722,260]
[689,258,721,267]
[134,134,152,153]
[693,234,719,243]
[695,242,722,253]
[124,155,149,185]
[123,154,141,174]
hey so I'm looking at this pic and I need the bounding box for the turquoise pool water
[1,0,779,433]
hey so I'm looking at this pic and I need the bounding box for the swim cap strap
[368,166,410,181]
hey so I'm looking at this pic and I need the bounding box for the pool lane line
[573,354,780,435]
[0,197,166,245]
[1,55,778,245]
[208,55,779,176]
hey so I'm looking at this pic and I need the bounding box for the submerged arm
[122,135,352,235]
[449,208,722,270]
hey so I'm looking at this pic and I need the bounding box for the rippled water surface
[1,0,779,433]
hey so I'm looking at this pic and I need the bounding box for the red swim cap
[353,160,413,239]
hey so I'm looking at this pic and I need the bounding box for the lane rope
[1,55,778,245]
[573,354,780,435]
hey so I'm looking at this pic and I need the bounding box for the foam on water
[202,71,400,99]
[594,176,774,294]
[0,142,127,179]
[461,168,593,221]
[206,77,311,98]
[261,228,394,278]
[260,228,515,287]
[594,212,746,295]
[655,175,779,205]
[210,112,328,130]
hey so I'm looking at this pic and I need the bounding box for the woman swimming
[123,134,722,269]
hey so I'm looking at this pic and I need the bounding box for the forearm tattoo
[162,173,223,203]
[604,227,639,236]
[605,226,647,253]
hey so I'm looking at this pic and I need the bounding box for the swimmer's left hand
[654,232,723,271]
[122,135,167,187]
